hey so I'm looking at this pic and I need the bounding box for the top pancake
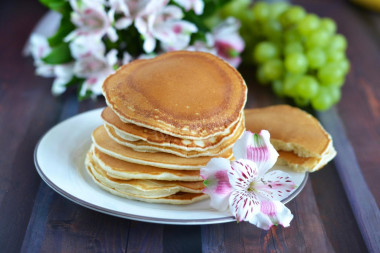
[102,51,247,139]
[244,105,332,158]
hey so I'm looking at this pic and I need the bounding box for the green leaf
[42,43,73,64]
[48,16,75,47]
[39,0,71,14]
[78,86,94,101]
[64,76,84,88]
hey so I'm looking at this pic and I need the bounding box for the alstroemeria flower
[211,17,245,67]
[200,130,297,230]
[28,34,55,77]
[28,34,74,95]
[51,63,75,96]
[173,0,205,15]
[135,5,197,53]
[109,0,168,29]
[66,0,118,42]
[70,36,118,96]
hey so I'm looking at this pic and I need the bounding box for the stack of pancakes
[85,51,247,204]
[245,105,336,172]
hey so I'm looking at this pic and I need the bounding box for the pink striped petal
[249,201,293,230]
[229,190,260,222]
[228,159,258,191]
[234,130,279,177]
[255,170,297,201]
[200,158,233,211]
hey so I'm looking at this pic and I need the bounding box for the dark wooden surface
[0,0,379,252]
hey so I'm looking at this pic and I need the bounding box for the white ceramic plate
[34,108,308,225]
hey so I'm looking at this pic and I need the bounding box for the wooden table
[1,0,379,252]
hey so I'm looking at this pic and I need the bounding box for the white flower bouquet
[28,0,245,100]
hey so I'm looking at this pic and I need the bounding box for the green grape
[252,2,270,22]
[272,80,285,97]
[306,48,326,69]
[320,18,337,35]
[284,42,303,55]
[204,14,223,29]
[253,41,279,63]
[298,14,320,35]
[283,73,302,96]
[295,75,319,99]
[318,63,345,86]
[261,59,283,81]
[285,53,308,74]
[263,20,282,41]
[269,2,289,19]
[294,97,310,107]
[257,65,270,85]
[326,49,345,62]
[327,34,347,51]
[311,88,334,111]
[306,29,330,49]
[284,28,302,43]
[326,86,342,104]
[336,58,350,74]
[280,6,306,27]
[221,0,251,18]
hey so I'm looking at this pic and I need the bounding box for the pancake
[244,105,332,158]
[86,153,204,199]
[101,106,245,151]
[276,147,337,172]
[102,51,247,140]
[92,125,233,170]
[104,118,244,158]
[86,160,208,204]
[91,146,202,181]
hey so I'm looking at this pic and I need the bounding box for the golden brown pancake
[277,147,336,172]
[244,105,332,158]
[86,153,204,198]
[104,119,244,158]
[92,125,233,170]
[86,159,208,204]
[101,107,244,151]
[102,51,247,139]
[91,146,202,181]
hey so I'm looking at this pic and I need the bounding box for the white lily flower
[66,0,118,42]
[173,0,205,15]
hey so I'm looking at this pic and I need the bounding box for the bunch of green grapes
[221,1,350,111]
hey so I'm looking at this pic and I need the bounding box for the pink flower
[110,0,168,29]
[135,5,197,53]
[200,130,297,230]
[70,36,118,96]
[211,17,245,67]
[28,34,74,95]
[66,0,118,42]
[173,0,204,15]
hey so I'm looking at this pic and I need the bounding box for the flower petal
[234,130,278,177]
[228,159,258,191]
[255,170,297,201]
[200,158,233,211]
[249,201,293,230]
[229,190,260,222]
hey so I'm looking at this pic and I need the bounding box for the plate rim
[33,108,309,225]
